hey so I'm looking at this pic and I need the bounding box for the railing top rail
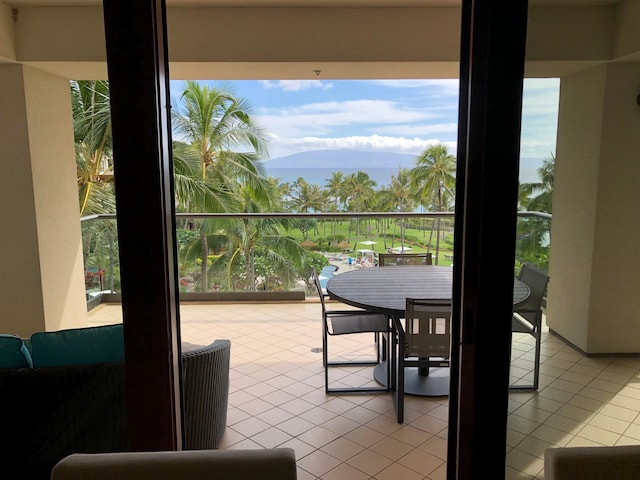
[81,210,550,222]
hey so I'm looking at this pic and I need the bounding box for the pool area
[318,264,338,290]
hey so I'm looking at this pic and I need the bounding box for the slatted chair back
[510,263,550,391]
[378,252,433,267]
[311,268,328,317]
[404,298,452,361]
[513,263,549,331]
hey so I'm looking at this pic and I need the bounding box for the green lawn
[285,218,455,265]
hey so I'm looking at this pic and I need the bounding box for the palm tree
[344,171,377,250]
[410,143,456,264]
[517,153,555,269]
[72,80,120,293]
[385,167,415,249]
[324,171,346,245]
[519,153,554,213]
[206,181,306,291]
[72,80,115,216]
[289,177,324,213]
[171,81,271,291]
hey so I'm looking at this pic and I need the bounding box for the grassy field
[285,217,455,265]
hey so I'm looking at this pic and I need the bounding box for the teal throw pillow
[0,334,33,368]
[30,324,124,368]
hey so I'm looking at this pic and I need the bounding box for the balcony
[89,299,640,480]
[82,209,635,479]
[81,211,550,302]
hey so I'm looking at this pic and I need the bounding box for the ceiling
[2,0,626,7]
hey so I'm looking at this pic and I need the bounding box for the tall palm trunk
[199,223,208,292]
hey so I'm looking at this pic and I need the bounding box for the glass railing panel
[81,211,549,301]
[80,214,120,300]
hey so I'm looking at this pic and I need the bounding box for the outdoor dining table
[325,265,531,396]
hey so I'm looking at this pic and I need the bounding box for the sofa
[51,449,297,480]
[544,445,640,480]
[0,325,231,480]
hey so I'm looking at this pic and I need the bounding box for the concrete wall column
[0,64,88,337]
[548,62,640,354]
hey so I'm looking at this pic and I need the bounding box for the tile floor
[89,300,640,480]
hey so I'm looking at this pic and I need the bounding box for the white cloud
[260,80,333,92]
[372,79,459,91]
[256,99,439,138]
[382,123,459,136]
[283,134,456,155]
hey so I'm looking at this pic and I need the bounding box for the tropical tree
[206,182,306,292]
[72,80,115,216]
[384,167,415,249]
[72,80,120,293]
[324,171,346,244]
[410,143,456,264]
[516,153,555,269]
[519,153,554,213]
[171,81,271,291]
[344,171,377,250]
[288,177,324,213]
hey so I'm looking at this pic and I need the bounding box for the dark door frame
[103,0,529,475]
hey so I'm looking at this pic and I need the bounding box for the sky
[170,78,560,162]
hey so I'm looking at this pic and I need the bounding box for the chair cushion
[329,312,388,334]
[0,334,33,368]
[30,324,124,368]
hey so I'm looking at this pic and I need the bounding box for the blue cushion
[0,334,33,368]
[30,324,124,368]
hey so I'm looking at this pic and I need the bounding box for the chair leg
[393,317,405,423]
[324,329,392,394]
[509,328,541,391]
[532,327,542,390]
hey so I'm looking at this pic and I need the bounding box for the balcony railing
[81,211,550,305]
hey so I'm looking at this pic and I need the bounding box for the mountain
[264,150,418,169]
[262,149,546,184]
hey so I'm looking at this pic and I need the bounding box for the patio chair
[378,252,432,266]
[311,268,392,394]
[510,263,549,390]
[396,298,452,423]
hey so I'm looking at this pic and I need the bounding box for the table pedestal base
[374,362,449,396]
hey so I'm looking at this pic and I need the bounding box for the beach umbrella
[359,240,377,245]
[391,246,412,253]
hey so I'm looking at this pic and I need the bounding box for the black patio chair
[510,263,549,390]
[378,252,432,266]
[311,268,392,394]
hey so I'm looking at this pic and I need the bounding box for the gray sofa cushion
[545,445,640,480]
[51,449,297,480]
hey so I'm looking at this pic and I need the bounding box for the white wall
[548,63,640,353]
[0,65,88,336]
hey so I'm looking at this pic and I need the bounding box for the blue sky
[170,78,560,162]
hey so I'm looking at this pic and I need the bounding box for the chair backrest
[404,298,452,360]
[515,263,550,326]
[378,252,433,266]
[311,268,327,315]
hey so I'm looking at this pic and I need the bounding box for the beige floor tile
[396,449,444,476]
[375,461,425,480]
[370,436,415,461]
[322,462,370,480]
[88,303,640,480]
[320,437,366,461]
[346,449,395,476]
[297,450,342,477]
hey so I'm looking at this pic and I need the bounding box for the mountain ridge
[263,149,545,173]
[264,150,418,169]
